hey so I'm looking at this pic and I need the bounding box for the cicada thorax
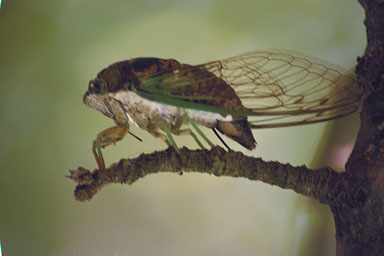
[125,57,256,150]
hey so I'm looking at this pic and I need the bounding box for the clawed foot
[67,167,94,185]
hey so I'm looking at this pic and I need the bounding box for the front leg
[93,125,142,169]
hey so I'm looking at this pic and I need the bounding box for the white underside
[111,90,233,127]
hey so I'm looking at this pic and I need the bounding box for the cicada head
[83,62,136,120]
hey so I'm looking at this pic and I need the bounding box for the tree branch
[69,146,342,203]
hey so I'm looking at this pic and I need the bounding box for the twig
[69,146,342,203]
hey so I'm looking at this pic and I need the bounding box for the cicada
[83,50,363,169]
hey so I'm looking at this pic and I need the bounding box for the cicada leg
[188,118,215,148]
[189,118,231,154]
[159,124,187,173]
[172,128,207,149]
[147,129,173,148]
[92,125,142,169]
[171,118,206,150]
[159,124,179,152]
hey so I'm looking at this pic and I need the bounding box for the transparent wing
[138,50,364,128]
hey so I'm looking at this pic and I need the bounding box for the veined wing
[136,50,364,128]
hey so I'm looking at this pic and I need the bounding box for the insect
[83,50,363,169]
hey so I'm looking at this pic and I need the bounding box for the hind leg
[171,123,207,149]
[172,128,206,149]
[164,117,205,149]
[188,118,215,148]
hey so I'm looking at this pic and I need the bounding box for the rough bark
[69,1,384,255]
[69,147,342,203]
[331,0,384,255]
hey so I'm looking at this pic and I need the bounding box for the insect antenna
[212,128,231,151]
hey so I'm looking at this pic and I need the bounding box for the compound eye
[89,79,107,94]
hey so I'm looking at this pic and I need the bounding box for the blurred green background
[0,1,365,255]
